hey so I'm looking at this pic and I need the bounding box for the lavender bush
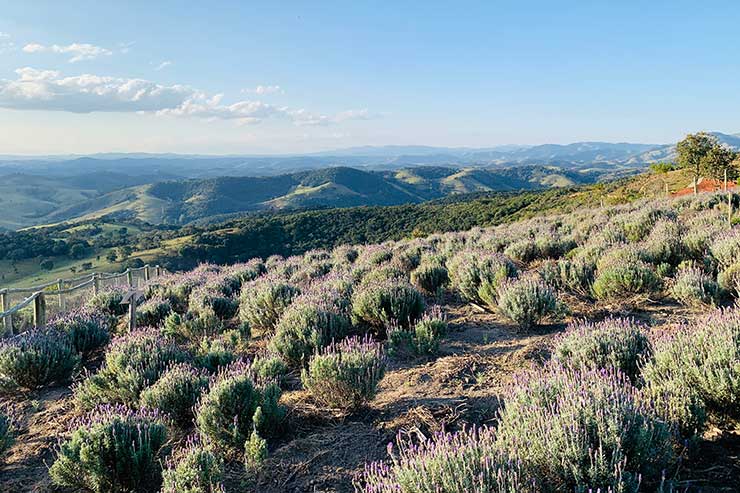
[47,308,110,354]
[447,250,516,306]
[503,239,539,263]
[351,277,426,330]
[410,259,449,295]
[0,329,80,389]
[74,328,188,408]
[86,286,127,317]
[196,364,284,450]
[642,308,740,421]
[301,336,386,410]
[140,363,209,425]
[710,228,740,269]
[670,266,719,306]
[717,262,740,298]
[49,405,169,493]
[552,318,651,381]
[189,285,239,321]
[592,260,662,303]
[388,307,448,356]
[238,277,300,333]
[496,365,677,491]
[251,354,288,385]
[270,292,351,365]
[496,277,561,329]
[161,437,225,493]
[134,296,173,328]
[357,426,528,493]
[194,337,237,372]
[164,309,225,342]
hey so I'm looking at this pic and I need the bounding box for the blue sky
[0,1,739,154]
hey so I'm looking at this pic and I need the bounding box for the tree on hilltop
[677,132,738,193]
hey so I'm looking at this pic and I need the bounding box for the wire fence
[0,265,166,335]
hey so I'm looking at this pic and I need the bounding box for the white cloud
[22,42,113,62]
[242,84,283,95]
[0,67,191,112]
[154,60,172,71]
[0,32,15,54]
[0,67,375,127]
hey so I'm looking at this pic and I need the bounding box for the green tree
[40,259,54,271]
[702,144,738,189]
[105,251,118,263]
[69,243,86,259]
[676,132,716,194]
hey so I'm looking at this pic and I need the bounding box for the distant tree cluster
[677,132,740,192]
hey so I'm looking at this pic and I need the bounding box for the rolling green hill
[30,165,605,228]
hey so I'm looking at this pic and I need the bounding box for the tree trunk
[725,168,728,191]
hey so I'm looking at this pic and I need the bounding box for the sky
[0,1,739,155]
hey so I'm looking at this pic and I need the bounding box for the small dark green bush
[410,261,449,295]
[301,336,386,410]
[49,405,169,493]
[592,260,662,303]
[351,278,426,330]
[47,308,110,354]
[496,278,561,329]
[0,329,79,389]
[196,364,284,450]
[161,439,225,493]
[140,363,209,425]
[239,278,300,333]
[0,408,14,455]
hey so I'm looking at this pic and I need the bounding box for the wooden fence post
[156,265,162,277]
[33,293,46,328]
[729,192,733,226]
[127,269,134,288]
[128,294,138,332]
[144,265,150,282]
[57,279,66,311]
[92,273,100,295]
[0,290,12,336]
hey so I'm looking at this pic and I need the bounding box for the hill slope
[35,165,603,227]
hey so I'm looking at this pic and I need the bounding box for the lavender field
[1,190,739,492]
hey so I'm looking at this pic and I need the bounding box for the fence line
[0,264,166,336]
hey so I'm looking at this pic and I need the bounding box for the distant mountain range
[2,132,739,179]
